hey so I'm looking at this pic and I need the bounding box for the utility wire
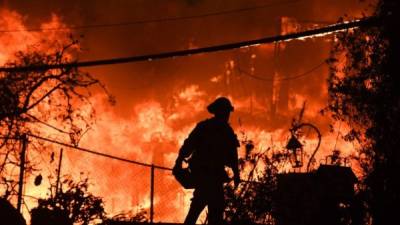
[26,133,172,171]
[0,17,377,73]
[0,0,300,33]
[237,61,326,82]
[1,134,259,183]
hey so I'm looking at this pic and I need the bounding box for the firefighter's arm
[175,138,194,165]
[174,124,201,170]
[232,147,241,188]
[228,132,241,187]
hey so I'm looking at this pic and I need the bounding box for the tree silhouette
[326,1,400,224]
[0,37,112,200]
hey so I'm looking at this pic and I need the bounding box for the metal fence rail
[25,133,191,223]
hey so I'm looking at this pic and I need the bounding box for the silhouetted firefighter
[173,97,240,225]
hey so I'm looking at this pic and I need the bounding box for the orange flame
[0,6,365,224]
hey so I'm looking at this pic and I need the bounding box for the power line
[1,134,259,183]
[26,133,172,171]
[0,0,299,33]
[237,61,326,82]
[0,17,377,73]
[296,19,336,25]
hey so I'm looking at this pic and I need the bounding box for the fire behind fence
[13,134,201,224]
[67,158,192,223]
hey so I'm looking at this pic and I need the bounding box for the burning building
[0,0,376,224]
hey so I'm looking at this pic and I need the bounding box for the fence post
[56,148,63,195]
[17,134,27,212]
[150,164,155,223]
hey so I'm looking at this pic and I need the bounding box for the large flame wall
[0,0,375,223]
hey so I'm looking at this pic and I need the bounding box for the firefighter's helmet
[207,97,234,114]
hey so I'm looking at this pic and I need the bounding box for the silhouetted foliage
[326,1,400,224]
[224,140,288,224]
[224,104,323,224]
[0,37,112,200]
[0,197,26,225]
[32,176,105,225]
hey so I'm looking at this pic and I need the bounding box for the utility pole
[17,134,28,212]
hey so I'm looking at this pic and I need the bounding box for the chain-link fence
[153,166,191,223]
[58,147,193,223]
[7,134,202,224]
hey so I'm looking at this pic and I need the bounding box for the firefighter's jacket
[177,117,240,184]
